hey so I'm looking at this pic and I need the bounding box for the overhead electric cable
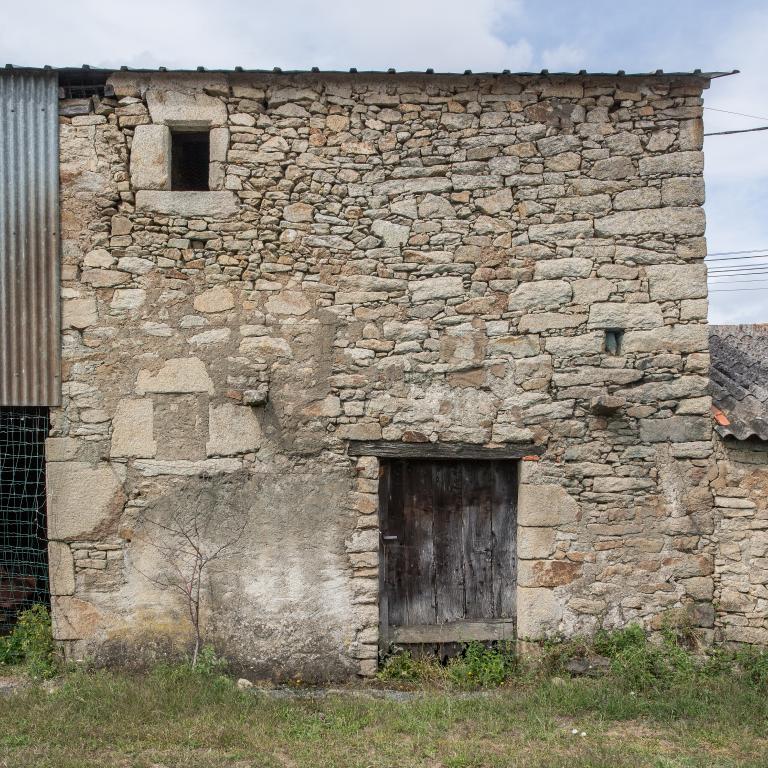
[708,265,768,272]
[708,260,768,267]
[704,106,768,121]
[707,265,768,272]
[709,269,768,280]
[707,248,768,256]
[706,253,768,262]
[710,287,768,292]
[704,126,768,136]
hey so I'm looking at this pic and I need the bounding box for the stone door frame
[346,440,543,671]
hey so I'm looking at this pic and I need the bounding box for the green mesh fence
[0,408,49,634]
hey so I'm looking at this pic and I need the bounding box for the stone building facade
[710,325,768,647]
[37,67,742,679]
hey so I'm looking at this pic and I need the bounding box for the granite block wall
[51,70,716,677]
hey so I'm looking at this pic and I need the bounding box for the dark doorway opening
[171,130,210,191]
[379,458,518,652]
[0,408,49,634]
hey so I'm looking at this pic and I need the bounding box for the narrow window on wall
[605,329,624,356]
[171,130,210,191]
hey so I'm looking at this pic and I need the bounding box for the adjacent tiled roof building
[709,325,768,441]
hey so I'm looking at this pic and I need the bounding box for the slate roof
[709,325,768,441]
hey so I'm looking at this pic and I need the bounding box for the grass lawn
[0,668,766,768]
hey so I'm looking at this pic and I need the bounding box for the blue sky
[2,0,765,324]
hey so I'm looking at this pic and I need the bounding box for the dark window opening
[171,130,210,191]
[58,69,111,100]
[0,408,49,635]
[605,329,624,356]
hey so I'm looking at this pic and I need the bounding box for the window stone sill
[135,191,238,218]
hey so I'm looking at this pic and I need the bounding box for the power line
[709,278,768,284]
[708,259,768,266]
[709,249,768,256]
[704,106,768,121]
[708,261,768,268]
[706,253,768,262]
[710,271,768,278]
[708,265,768,272]
[704,125,768,136]
[710,287,768,292]
[707,248,768,257]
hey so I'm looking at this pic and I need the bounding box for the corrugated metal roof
[3,64,739,79]
[710,325,768,442]
[0,70,61,406]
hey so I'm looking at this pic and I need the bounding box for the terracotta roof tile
[709,324,768,441]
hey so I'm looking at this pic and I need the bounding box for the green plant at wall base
[377,649,447,685]
[542,623,697,691]
[734,647,768,688]
[447,641,518,689]
[190,645,229,677]
[380,627,768,693]
[378,642,519,689]
[537,633,592,676]
[703,645,768,688]
[377,650,420,682]
[592,623,647,657]
[0,605,59,679]
[148,645,233,696]
[0,626,24,666]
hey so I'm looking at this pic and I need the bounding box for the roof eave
[1,64,740,81]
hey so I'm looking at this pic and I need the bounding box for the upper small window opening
[171,130,210,191]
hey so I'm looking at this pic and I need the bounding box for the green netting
[0,408,49,634]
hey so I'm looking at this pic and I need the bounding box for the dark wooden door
[379,459,517,647]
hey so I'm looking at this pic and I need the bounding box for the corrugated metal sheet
[0,71,60,406]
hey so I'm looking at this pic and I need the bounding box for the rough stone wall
[50,71,715,678]
[711,438,768,645]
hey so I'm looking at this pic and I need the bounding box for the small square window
[605,329,624,355]
[171,130,210,191]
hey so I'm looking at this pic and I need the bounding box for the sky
[1,0,766,325]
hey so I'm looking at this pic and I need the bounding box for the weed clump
[595,624,695,691]
[379,641,518,689]
[732,646,768,688]
[150,645,231,686]
[377,649,447,685]
[448,641,518,689]
[0,604,59,679]
[380,622,768,692]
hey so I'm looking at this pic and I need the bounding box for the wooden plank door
[379,458,517,647]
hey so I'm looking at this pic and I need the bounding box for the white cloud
[703,6,768,182]
[541,44,585,71]
[0,0,532,72]
[705,178,768,325]
[700,5,768,323]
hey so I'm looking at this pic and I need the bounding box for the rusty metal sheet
[0,70,60,406]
